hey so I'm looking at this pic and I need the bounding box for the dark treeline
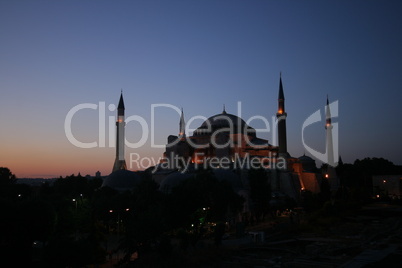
[0,157,401,267]
[336,157,402,200]
[302,157,402,213]
[0,167,244,267]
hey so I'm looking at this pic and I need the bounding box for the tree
[0,167,16,186]
[116,179,169,265]
[53,174,91,198]
[214,222,226,246]
[167,169,243,233]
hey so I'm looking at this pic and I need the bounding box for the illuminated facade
[164,107,278,168]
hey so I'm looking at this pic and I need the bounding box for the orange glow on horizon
[4,144,163,178]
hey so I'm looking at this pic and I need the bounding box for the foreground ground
[103,202,402,267]
[218,203,402,267]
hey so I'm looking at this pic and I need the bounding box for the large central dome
[193,110,256,137]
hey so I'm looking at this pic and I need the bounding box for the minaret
[112,92,127,172]
[276,73,288,157]
[179,108,185,138]
[325,95,339,192]
[325,95,335,166]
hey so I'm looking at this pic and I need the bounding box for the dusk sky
[1,0,401,178]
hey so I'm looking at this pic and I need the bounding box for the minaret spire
[113,92,127,172]
[118,91,125,115]
[325,95,331,127]
[278,75,285,113]
[179,108,186,138]
[276,73,288,157]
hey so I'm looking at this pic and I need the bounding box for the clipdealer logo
[64,101,275,150]
[64,100,339,168]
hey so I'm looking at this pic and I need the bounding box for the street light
[109,208,131,235]
[72,199,77,210]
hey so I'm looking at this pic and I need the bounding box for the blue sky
[1,0,401,178]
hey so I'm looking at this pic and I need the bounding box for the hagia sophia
[102,75,339,210]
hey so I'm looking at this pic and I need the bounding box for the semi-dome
[159,172,194,193]
[298,154,315,162]
[298,154,317,172]
[194,111,256,137]
[102,169,143,192]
